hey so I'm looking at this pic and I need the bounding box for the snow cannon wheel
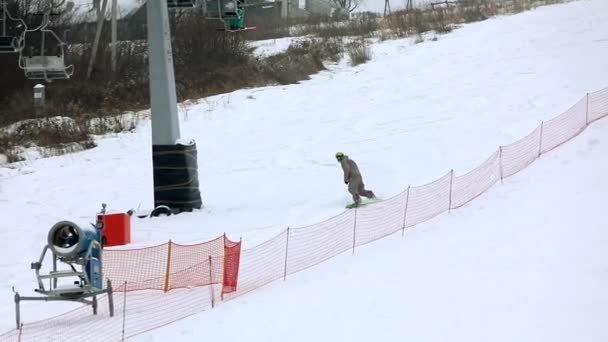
[149,205,172,218]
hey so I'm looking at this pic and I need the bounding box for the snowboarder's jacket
[340,155,362,185]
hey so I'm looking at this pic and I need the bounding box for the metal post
[92,295,98,315]
[538,121,544,157]
[107,279,114,317]
[402,186,410,236]
[33,84,45,118]
[111,0,118,74]
[585,92,590,125]
[209,256,215,308]
[281,0,288,18]
[147,0,201,212]
[147,0,181,145]
[499,146,504,184]
[14,291,20,329]
[283,227,290,281]
[121,282,127,342]
[448,169,454,212]
[164,240,173,292]
[51,247,57,288]
[87,0,109,79]
[352,207,358,255]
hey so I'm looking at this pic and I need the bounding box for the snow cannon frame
[12,204,114,329]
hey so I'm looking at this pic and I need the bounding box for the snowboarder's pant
[348,177,375,202]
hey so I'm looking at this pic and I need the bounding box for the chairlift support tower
[145,0,203,212]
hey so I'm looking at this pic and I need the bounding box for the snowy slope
[0,0,607,334]
[130,107,608,342]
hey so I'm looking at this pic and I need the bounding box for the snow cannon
[48,220,102,261]
[12,204,114,330]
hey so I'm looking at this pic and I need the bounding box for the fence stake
[163,240,173,292]
[402,186,410,237]
[538,121,544,157]
[209,256,215,308]
[586,92,590,125]
[448,169,454,212]
[121,282,127,342]
[352,207,358,255]
[283,227,290,281]
[498,146,504,184]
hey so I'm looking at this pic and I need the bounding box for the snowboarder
[335,152,376,204]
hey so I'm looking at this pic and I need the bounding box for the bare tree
[330,0,361,14]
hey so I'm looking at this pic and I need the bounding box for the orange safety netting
[2,87,608,342]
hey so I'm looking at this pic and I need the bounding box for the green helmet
[335,152,345,160]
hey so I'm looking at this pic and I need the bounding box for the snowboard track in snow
[1,85,606,342]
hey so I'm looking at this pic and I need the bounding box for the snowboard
[345,197,380,209]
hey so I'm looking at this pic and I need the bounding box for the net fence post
[448,169,454,212]
[586,92,590,125]
[402,186,410,237]
[209,256,215,308]
[121,282,127,342]
[352,207,358,255]
[283,227,290,281]
[163,240,173,292]
[499,146,504,184]
[538,121,544,157]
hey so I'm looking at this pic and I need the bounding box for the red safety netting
[355,191,407,247]
[404,171,452,228]
[540,96,587,154]
[167,236,225,291]
[451,150,501,209]
[500,124,542,178]
[287,211,356,276]
[222,230,288,301]
[103,243,169,291]
[588,88,608,123]
[3,86,607,342]
[222,237,242,295]
[103,236,226,292]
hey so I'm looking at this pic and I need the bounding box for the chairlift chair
[204,0,256,32]
[21,55,74,80]
[204,0,240,19]
[0,34,24,53]
[167,0,198,8]
[1,0,27,53]
[18,13,74,81]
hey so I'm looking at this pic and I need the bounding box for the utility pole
[146,0,202,212]
[405,0,413,11]
[86,0,108,79]
[384,0,391,16]
[111,0,117,74]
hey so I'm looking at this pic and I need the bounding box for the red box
[98,212,131,247]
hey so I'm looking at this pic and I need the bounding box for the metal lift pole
[146,0,181,145]
[146,1,202,212]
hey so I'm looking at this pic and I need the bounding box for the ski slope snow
[130,111,608,342]
[0,0,607,337]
